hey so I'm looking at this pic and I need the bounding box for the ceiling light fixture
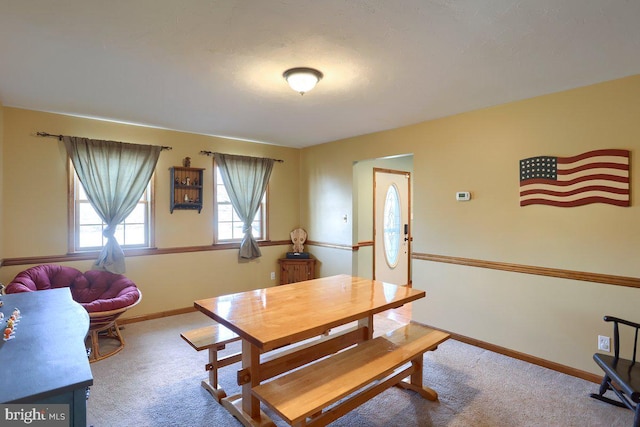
[283,67,323,95]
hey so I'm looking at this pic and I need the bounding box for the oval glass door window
[383,184,401,268]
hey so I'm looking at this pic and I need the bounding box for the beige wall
[301,75,640,375]
[0,108,301,317]
[3,76,639,376]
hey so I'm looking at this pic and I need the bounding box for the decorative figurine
[290,228,307,253]
[183,157,191,167]
[186,177,190,185]
[184,194,189,202]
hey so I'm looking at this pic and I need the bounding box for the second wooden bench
[252,323,450,427]
[181,323,242,401]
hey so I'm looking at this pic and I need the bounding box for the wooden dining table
[194,274,426,427]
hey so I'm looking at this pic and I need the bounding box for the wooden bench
[181,323,242,402]
[252,323,450,427]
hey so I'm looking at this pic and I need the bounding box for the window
[69,163,154,252]
[383,183,401,267]
[214,164,267,242]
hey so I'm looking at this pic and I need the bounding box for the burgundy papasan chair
[5,264,142,362]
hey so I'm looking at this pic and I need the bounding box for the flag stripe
[558,162,628,175]
[520,191,628,204]
[520,196,630,208]
[519,149,630,207]
[557,149,630,164]
[520,185,629,198]
[558,156,629,168]
[521,175,629,188]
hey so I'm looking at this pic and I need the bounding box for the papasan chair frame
[5,264,142,363]
[86,290,142,362]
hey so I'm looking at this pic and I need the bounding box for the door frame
[373,167,412,286]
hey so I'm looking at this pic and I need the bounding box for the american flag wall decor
[519,149,630,207]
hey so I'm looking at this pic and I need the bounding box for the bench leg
[398,379,438,401]
[396,356,438,401]
[201,346,227,402]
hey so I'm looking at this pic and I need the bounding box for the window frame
[67,159,155,253]
[212,162,269,244]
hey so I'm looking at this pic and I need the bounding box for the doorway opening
[352,154,413,286]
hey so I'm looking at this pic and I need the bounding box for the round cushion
[75,270,140,313]
[5,265,140,314]
[5,265,85,293]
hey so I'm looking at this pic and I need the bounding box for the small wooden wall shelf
[170,167,204,213]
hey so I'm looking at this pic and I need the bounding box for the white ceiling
[1,1,639,148]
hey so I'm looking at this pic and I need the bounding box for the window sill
[0,240,290,267]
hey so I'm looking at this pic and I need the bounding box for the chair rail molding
[413,252,640,289]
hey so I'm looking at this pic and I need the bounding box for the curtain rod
[199,150,284,163]
[36,132,172,151]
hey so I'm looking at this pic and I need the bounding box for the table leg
[358,314,374,339]
[221,340,275,427]
[242,340,260,417]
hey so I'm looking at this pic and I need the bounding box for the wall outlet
[598,335,610,352]
[270,272,275,280]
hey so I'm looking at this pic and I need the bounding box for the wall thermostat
[456,191,471,201]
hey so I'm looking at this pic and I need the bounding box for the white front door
[374,169,411,286]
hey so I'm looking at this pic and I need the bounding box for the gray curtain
[63,136,161,273]
[215,153,274,259]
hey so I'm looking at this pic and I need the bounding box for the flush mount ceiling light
[283,67,323,95]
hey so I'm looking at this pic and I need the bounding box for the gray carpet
[87,312,633,427]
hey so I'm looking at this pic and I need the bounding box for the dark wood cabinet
[0,288,93,427]
[278,258,316,285]
[170,166,205,213]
